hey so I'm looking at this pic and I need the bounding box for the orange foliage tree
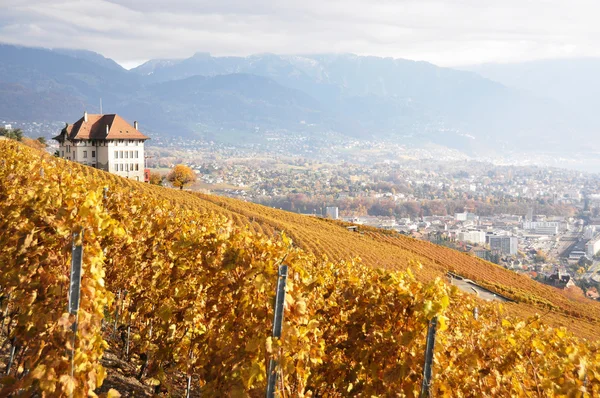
[167,164,196,190]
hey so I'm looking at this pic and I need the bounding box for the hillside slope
[11,141,594,339]
[187,193,600,339]
[2,140,600,396]
[8,141,595,339]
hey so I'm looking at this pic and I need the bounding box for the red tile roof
[53,114,149,141]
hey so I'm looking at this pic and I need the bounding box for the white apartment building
[489,235,518,256]
[457,230,486,244]
[455,212,478,222]
[586,238,600,258]
[584,226,597,239]
[522,221,559,235]
[325,206,339,220]
[53,112,149,181]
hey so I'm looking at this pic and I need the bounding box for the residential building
[457,230,486,244]
[546,272,576,289]
[569,251,587,260]
[584,226,597,239]
[586,238,600,257]
[53,112,149,181]
[455,212,478,222]
[489,235,518,256]
[325,206,339,220]
[522,221,559,235]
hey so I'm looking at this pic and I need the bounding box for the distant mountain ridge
[130,51,585,150]
[0,43,590,152]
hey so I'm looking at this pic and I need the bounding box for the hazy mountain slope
[52,48,126,72]
[119,74,328,134]
[133,52,575,150]
[0,44,586,151]
[0,82,85,121]
[463,58,600,132]
[0,44,138,120]
[0,45,326,135]
[464,58,600,107]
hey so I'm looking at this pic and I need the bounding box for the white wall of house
[106,139,145,181]
[57,139,145,181]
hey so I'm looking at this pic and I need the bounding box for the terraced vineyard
[187,193,600,339]
[4,139,600,396]
[15,141,600,340]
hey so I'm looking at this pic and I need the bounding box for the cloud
[1,0,599,67]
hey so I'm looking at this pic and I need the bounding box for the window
[120,151,123,158]
[135,164,139,171]
[92,151,95,158]
[130,151,133,158]
[135,151,138,158]
[125,151,129,159]
[120,164,124,171]
[114,163,118,172]
[83,151,88,158]
[114,150,118,159]
[125,164,129,172]
[61,151,64,157]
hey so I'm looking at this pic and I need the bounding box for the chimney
[134,121,138,130]
[84,111,88,122]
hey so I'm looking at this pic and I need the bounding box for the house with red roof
[53,112,149,181]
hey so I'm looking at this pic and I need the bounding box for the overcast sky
[1,0,599,69]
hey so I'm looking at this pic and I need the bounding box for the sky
[1,0,599,69]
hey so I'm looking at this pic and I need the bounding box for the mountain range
[0,43,596,153]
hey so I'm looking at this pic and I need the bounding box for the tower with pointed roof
[53,112,149,181]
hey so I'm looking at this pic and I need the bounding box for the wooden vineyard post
[68,230,84,384]
[420,316,438,398]
[125,322,131,360]
[266,265,288,398]
[113,290,121,337]
[1,293,10,336]
[185,374,192,398]
[5,337,16,375]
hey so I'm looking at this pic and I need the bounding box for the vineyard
[186,193,600,339]
[2,140,600,396]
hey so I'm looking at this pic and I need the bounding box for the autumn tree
[149,172,164,186]
[533,250,547,263]
[167,164,196,190]
[0,127,23,141]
